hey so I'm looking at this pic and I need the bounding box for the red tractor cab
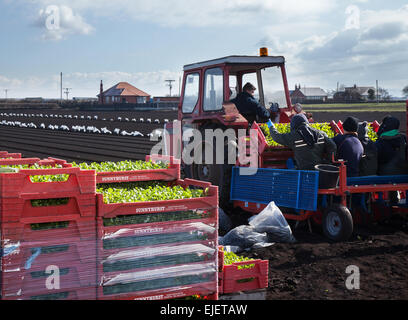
[178,51,305,128]
[165,50,308,205]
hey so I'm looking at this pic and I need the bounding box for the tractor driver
[230,82,271,124]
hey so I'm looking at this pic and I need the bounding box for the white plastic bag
[249,201,296,243]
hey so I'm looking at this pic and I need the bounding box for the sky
[0,0,407,99]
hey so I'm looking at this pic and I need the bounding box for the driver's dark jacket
[268,124,337,170]
[230,92,270,123]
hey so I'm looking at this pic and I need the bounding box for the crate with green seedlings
[102,229,212,250]
[71,160,168,172]
[96,179,218,219]
[99,262,216,297]
[72,156,180,184]
[0,163,69,182]
[218,247,269,294]
[97,181,205,204]
[102,243,215,273]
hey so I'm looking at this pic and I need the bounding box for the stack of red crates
[95,155,219,300]
[0,157,97,300]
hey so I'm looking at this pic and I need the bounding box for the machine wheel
[190,125,235,209]
[322,204,353,242]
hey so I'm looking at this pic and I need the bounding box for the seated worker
[375,115,408,176]
[333,116,364,178]
[267,114,336,170]
[357,121,378,176]
[230,82,270,124]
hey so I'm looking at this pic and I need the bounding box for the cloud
[256,4,408,95]
[36,5,94,40]
[28,0,336,28]
[363,22,407,41]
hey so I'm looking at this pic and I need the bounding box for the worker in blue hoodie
[333,116,364,178]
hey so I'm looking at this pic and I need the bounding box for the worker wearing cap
[267,114,336,170]
[230,82,271,124]
[333,116,364,178]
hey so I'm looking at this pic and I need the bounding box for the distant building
[290,85,328,103]
[333,84,376,102]
[344,85,376,101]
[98,81,151,104]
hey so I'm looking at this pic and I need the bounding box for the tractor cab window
[229,75,238,100]
[182,73,200,113]
[203,68,224,111]
[242,73,259,99]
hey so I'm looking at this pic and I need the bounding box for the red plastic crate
[97,216,217,257]
[0,157,68,167]
[0,166,95,199]
[96,273,217,300]
[1,260,97,297]
[96,155,180,183]
[0,193,96,223]
[218,247,224,294]
[100,283,217,300]
[218,247,268,294]
[99,258,217,287]
[1,237,96,272]
[1,286,96,300]
[251,121,269,155]
[1,215,96,243]
[222,260,268,294]
[0,152,22,159]
[96,178,218,219]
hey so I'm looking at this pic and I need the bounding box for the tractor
[164,48,306,207]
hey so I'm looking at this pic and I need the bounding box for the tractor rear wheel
[190,125,235,209]
[322,204,353,242]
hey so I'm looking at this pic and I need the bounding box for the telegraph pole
[60,72,63,104]
[165,79,175,97]
[63,88,72,100]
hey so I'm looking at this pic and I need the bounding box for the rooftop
[99,82,150,97]
[183,55,285,71]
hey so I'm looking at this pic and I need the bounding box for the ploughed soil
[225,208,408,300]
